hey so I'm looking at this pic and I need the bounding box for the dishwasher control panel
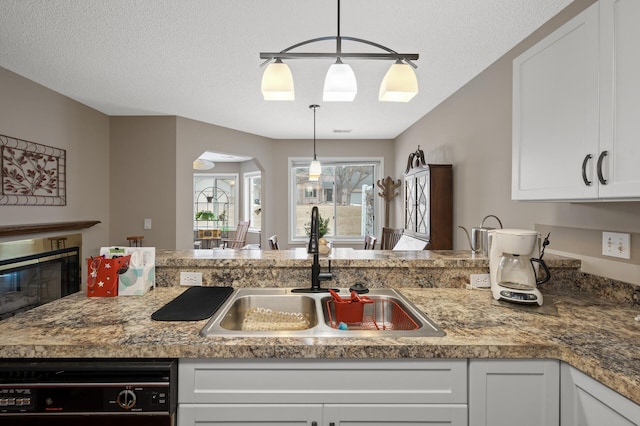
[0,388,34,412]
[0,359,177,416]
[0,384,170,414]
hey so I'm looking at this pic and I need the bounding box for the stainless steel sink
[200,288,445,337]
[219,293,318,331]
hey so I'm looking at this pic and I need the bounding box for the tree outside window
[291,160,379,241]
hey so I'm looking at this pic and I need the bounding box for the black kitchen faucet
[292,206,335,293]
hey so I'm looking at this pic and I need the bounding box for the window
[193,174,238,232]
[304,187,317,198]
[289,158,380,242]
[244,171,261,231]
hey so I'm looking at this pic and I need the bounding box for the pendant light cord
[310,104,319,159]
[336,0,341,55]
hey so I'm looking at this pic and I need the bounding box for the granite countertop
[0,285,638,404]
[155,248,582,268]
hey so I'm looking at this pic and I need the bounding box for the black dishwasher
[0,359,177,425]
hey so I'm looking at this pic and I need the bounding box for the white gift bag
[100,246,156,295]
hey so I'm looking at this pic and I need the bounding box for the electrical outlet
[602,232,631,259]
[470,273,491,289]
[180,271,202,286]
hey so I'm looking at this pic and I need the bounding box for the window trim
[288,156,384,245]
[193,172,239,230]
[243,171,262,232]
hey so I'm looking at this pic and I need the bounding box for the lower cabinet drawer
[324,403,468,425]
[178,403,468,426]
[179,359,468,404]
[178,403,323,425]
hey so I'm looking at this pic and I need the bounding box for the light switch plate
[144,218,152,230]
[602,232,631,259]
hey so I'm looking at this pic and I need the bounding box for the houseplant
[195,210,216,221]
[304,211,330,238]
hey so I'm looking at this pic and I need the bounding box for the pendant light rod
[311,104,319,159]
[336,0,341,55]
[260,38,418,68]
[259,0,418,68]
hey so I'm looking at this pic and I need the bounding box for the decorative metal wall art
[1,134,66,206]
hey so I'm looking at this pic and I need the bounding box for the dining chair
[126,235,144,247]
[380,227,404,250]
[221,220,251,249]
[363,235,376,250]
[269,235,279,250]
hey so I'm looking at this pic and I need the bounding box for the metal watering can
[458,215,503,255]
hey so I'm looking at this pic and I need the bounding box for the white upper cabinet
[512,3,599,201]
[512,0,640,201]
[598,0,640,198]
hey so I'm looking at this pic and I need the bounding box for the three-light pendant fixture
[260,0,419,102]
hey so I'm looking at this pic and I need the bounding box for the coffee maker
[488,229,550,306]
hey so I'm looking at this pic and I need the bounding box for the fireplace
[0,234,81,319]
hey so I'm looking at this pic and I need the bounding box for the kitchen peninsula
[0,249,638,414]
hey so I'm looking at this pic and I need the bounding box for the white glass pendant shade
[309,159,322,181]
[193,159,215,170]
[261,60,295,100]
[323,61,357,101]
[379,62,419,102]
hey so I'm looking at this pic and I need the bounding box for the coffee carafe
[488,229,550,306]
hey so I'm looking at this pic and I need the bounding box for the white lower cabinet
[178,358,640,426]
[468,359,560,426]
[178,359,468,426]
[561,363,640,425]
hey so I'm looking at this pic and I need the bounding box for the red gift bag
[86,255,131,297]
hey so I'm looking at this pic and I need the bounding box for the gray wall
[0,67,110,262]
[109,116,177,249]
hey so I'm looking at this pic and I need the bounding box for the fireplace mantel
[0,221,101,237]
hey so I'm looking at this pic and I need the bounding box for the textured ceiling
[0,0,572,140]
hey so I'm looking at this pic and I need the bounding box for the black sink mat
[151,286,234,321]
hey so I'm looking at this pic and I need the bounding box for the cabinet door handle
[597,150,608,185]
[581,154,593,186]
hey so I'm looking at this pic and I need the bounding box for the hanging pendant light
[379,60,419,102]
[259,0,419,102]
[261,58,295,100]
[308,104,322,181]
[323,58,357,101]
[193,159,215,170]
